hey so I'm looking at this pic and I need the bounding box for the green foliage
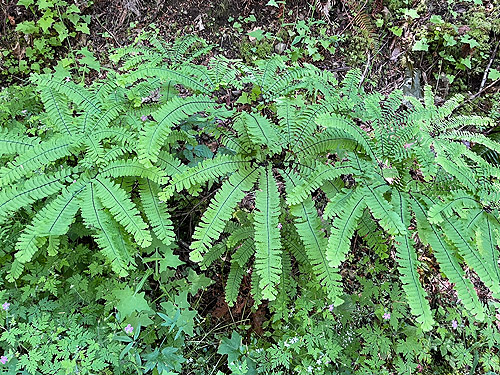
[218,274,500,374]
[146,47,500,331]
[0,0,92,80]
[2,34,500,374]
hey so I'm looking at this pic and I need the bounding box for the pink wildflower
[451,320,458,329]
[328,304,334,312]
[416,364,423,372]
[140,115,148,121]
[1,302,9,311]
[277,223,282,229]
[124,324,133,334]
[0,356,7,364]
[383,312,391,320]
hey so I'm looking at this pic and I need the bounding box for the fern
[254,167,282,301]
[190,167,259,262]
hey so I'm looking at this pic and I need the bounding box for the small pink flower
[451,320,458,329]
[403,142,415,149]
[2,302,9,311]
[0,356,7,364]
[140,115,148,121]
[328,304,334,312]
[277,223,282,229]
[383,312,391,320]
[124,324,133,334]
[416,364,423,372]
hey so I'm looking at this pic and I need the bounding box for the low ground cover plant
[1,34,500,374]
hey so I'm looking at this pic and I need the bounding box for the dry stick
[479,39,500,92]
[456,78,500,112]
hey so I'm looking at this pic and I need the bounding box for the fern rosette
[160,56,500,331]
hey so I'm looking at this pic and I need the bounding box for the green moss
[239,40,273,63]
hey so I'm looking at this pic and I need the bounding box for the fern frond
[31,75,102,116]
[0,128,40,156]
[94,177,151,247]
[394,234,435,330]
[232,238,256,267]
[226,226,255,248]
[79,182,132,276]
[139,180,175,246]
[326,190,366,268]
[190,167,259,262]
[287,162,357,205]
[392,191,434,330]
[0,137,74,187]
[254,167,282,300]
[411,195,485,321]
[226,263,245,307]
[39,88,75,136]
[283,170,343,305]
[475,213,500,297]
[200,242,227,269]
[293,128,359,158]
[442,217,500,296]
[316,113,377,160]
[238,112,282,153]
[99,159,165,183]
[362,185,406,235]
[161,155,248,199]
[123,67,213,94]
[427,190,481,224]
[139,95,218,166]
[15,181,86,263]
[0,168,74,224]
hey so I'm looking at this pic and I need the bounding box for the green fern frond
[254,167,282,300]
[39,88,75,136]
[326,190,366,268]
[287,162,357,205]
[238,111,282,153]
[316,113,377,160]
[15,181,86,264]
[427,190,481,224]
[200,242,227,270]
[293,128,358,157]
[161,155,248,199]
[190,167,259,262]
[226,262,245,307]
[362,185,406,235]
[442,217,500,296]
[226,226,255,248]
[283,170,343,305]
[93,177,151,247]
[0,168,74,224]
[79,182,132,276]
[139,95,218,166]
[99,159,165,183]
[394,234,435,330]
[232,238,256,267]
[392,191,434,330]
[123,67,213,94]
[411,195,485,321]
[139,179,175,246]
[0,128,40,156]
[31,75,102,116]
[0,136,74,187]
[475,213,500,297]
